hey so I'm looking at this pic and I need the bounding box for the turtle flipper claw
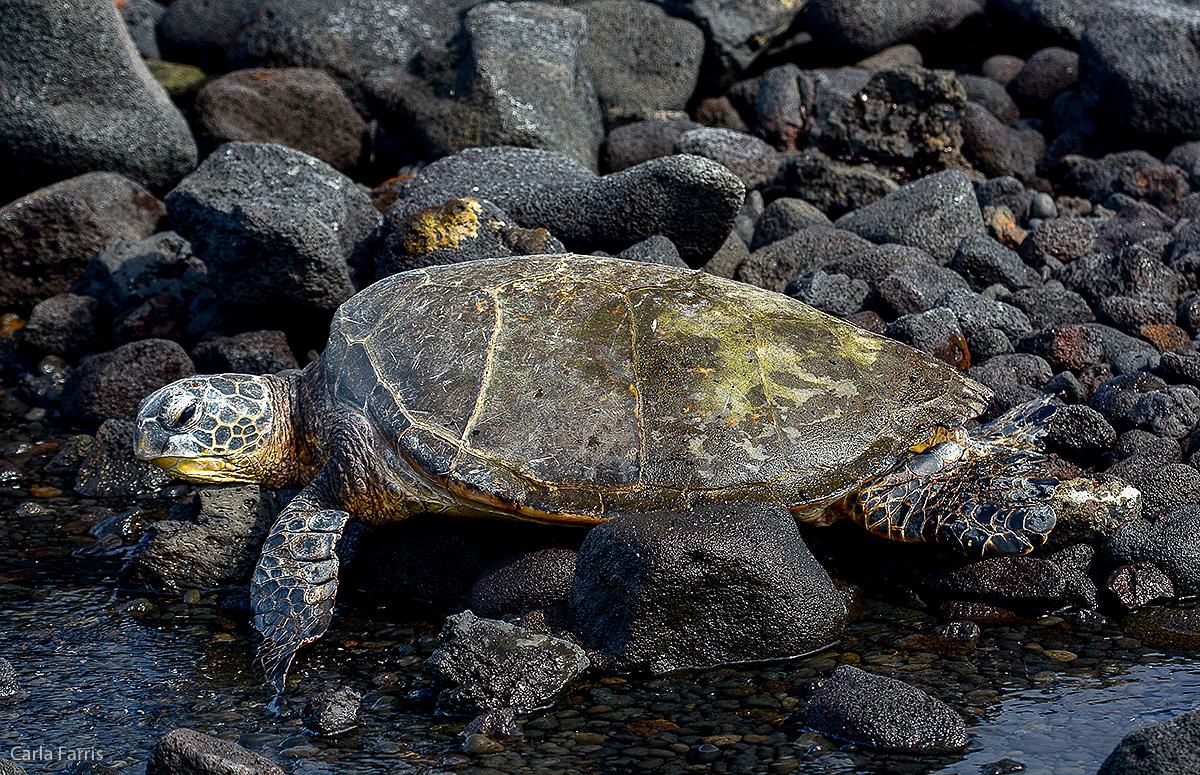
[250,491,351,691]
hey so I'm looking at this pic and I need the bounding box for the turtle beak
[134,390,172,461]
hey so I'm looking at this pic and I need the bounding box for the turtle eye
[162,393,200,430]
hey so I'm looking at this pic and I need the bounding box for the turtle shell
[319,255,989,523]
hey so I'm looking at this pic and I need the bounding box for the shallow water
[2,423,1200,775]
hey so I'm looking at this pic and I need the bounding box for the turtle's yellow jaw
[134,374,288,485]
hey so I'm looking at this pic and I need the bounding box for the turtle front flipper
[844,398,1060,557]
[251,480,351,693]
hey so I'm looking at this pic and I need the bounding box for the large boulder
[165,142,379,327]
[0,0,196,202]
[0,174,165,314]
[569,502,847,672]
[575,0,704,124]
[1080,1,1200,147]
[63,339,195,427]
[1097,709,1200,775]
[388,146,744,265]
[147,729,283,775]
[362,2,604,170]
[647,0,804,83]
[801,664,969,753]
[804,0,984,59]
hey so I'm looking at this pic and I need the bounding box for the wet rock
[0,173,166,314]
[836,170,984,264]
[74,418,175,496]
[617,235,688,268]
[750,198,832,251]
[570,502,845,672]
[73,232,209,320]
[785,270,869,318]
[735,227,872,293]
[302,687,362,736]
[1044,370,1088,404]
[1103,505,1200,596]
[147,728,284,775]
[602,119,702,172]
[0,0,196,201]
[939,600,1034,627]
[801,664,968,753]
[63,339,195,427]
[1158,350,1200,390]
[0,657,27,703]
[576,0,704,123]
[1044,405,1117,460]
[675,127,779,189]
[1018,217,1095,266]
[190,331,299,375]
[21,295,106,359]
[1108,435,1181,488]
[391,146,744,265]
[1138,464,1200,520]
[427,611,589,715]
[1080,2,1200,147]
[363,3,603,170]
[876,262,971,317]
[811,69,969,181]
[166,142,379,323]
[1009,47,1078,115]
[1105,563,1175,610]
[1001,285,1095,330]
[1096,707,1200,775]
[901,620,980,655]
[229,0,474,85]
[463,707,523,740]
[193,68,368,173]
[934,556,1068,611]
[960,75,1020,125]
[950,233,1039,292]
[1082,324,1160,371]
[374,198,564,280]
[1045,478,1141,548]
[1017,324,1106,372]
[1049,542,1101,610]
[1089,372,1200,439]
[778,148,900,218]
[124,485,280,591]
[884,307,971,369]
[466,548,578,619]
[1121,607,1200,652]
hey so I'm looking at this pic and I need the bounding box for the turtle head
[135,373,305,487]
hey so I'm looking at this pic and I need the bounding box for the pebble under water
[2,426,1199,775]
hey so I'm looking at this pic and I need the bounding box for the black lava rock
[934,556,1069,611]
[569,502,846,672]
[876,262,971,317]
[73,419,174,498]
[1090,372,1200,440]
[736,227,872,293]
[363,3,603,170]
[1102,505,1200,597]
[21,294,106,360]
[1009,46,1078,115]
[390,146,744,266]
[1000,285,1095,330]
[0,0,196,202]
[675,127,780,189]
[63,339,195,427]
[190,331,299,375]
[147,728,284,775]
[193,68,368,173]
[950,233,1039,292]
[1105,563,1176,610]
[750,197,832,251]
[1044,403,1117,460]
[836,170,984,264]
[73,231,209,319]
[576,0,704,123]
[960,75,1020,125]
[0,173,166,314]
[124,485,280,591]
[803,0,982,60]
[466,548,578,619]
[801,664,968,753]
[778,148,900,218]
[426,611,589,715]
[1096,708,1200,775]
[302,687,363,736]
[602,119,701,172]
[166,142,379,324]
[883,307,970,369]
[785,269,869,318]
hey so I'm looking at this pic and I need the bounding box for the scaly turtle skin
[134,254,1058,691]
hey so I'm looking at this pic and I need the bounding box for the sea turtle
[134,254,1059,690]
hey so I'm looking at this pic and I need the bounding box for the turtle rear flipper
[847,438,1059,557]
[251,483,351,693]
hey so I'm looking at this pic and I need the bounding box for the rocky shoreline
[5,0,1200,773]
